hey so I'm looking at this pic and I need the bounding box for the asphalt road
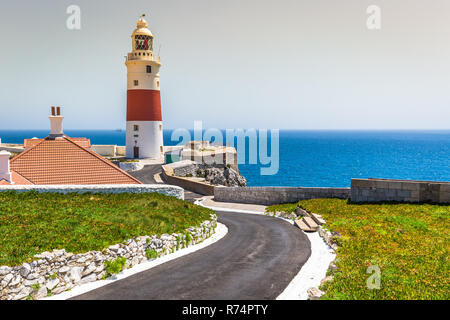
[128,165,162,184]
[71,211,311,300]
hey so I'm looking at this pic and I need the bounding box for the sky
[0,0,449,130]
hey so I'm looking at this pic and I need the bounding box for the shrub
[145,249,158,260]
[104,256,127,277]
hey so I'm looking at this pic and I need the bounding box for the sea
[1,130,449,188]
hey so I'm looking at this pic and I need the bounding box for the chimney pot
[49,106,64,137]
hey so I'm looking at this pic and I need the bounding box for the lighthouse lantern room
[125,14,163,159]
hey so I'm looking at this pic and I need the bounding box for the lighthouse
[125,15,163,159]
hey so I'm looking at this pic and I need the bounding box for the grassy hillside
[267,199,449,300]
[0,191,213,266]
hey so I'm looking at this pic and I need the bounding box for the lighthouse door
[134,146,139,159]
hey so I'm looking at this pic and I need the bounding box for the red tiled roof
[10,136,142,185]
[25,137,91,149]
[0,171,34,185]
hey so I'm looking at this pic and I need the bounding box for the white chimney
[0,150,12,184]
[49,106,64,137]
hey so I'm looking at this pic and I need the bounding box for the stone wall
[0,215,217,300]
[0,184,184,200]
[162,171,215,196]
[351,178,450,204]
[214,186,350,205]
[119,161,144,172]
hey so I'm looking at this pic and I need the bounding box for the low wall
[0,184,184,200]
[116,146,126,156]
[351,178,450,204]
[162,166,214,196]
[214,186,350,205]
[0,215,217,300]
[0,145,24,153]
[119,161,144,172]
[90,145,117,157]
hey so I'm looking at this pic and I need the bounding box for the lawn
[0,191,214,266]
[267,199,449,300]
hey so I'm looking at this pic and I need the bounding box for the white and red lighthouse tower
[125,15,163,159]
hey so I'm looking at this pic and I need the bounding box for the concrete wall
[351,178,450,204]
[0,184,184,200]
[214,186,350,205]
[116,146,126,156]
[90,145,117,157]
[161,166,214,196]
[0,145,24,153]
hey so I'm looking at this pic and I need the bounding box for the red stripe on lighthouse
[126,90,162,121]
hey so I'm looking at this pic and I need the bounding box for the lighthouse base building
[125,15,164,160]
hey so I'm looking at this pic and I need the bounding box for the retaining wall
[214,186,350,205]
[162,172,214,196]
[0,184,184,200]
[0,215,217,300]
[351,178,450,204]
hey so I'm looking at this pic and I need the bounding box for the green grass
[0,191,214,266]
[267,199,450,300]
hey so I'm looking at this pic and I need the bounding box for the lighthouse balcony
[126,52,161,64]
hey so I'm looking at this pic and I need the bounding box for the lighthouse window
[134,125,139,131]
[134,80,139,86]
[135,35,153,51]
[146,66,152,73]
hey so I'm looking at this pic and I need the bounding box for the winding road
[71,210,311,300]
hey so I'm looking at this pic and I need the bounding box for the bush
[104,257,127,277]
[145,249,158,260]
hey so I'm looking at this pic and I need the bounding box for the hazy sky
[0,0,449,130]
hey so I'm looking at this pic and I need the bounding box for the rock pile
[0,214,217,300]
[177,164,247,187]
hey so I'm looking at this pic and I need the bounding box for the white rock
[76,256,88,264]
[27,273,39,280]
[58,266,70,274]
[95,265,105,273]
[307,287,324,300]
[45,278,60,291]
[23,279,39,287]
[34,285,47,299]
[19,263,31,277]
[69,267,83,283]
[51,286,67,294]
[1,274,13,287]
[82,262,96,276]
[0,266,12,276]
[79,273,97,285]
[9,275,22,287]
[109,244,120,251]
[15,287,33,300]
